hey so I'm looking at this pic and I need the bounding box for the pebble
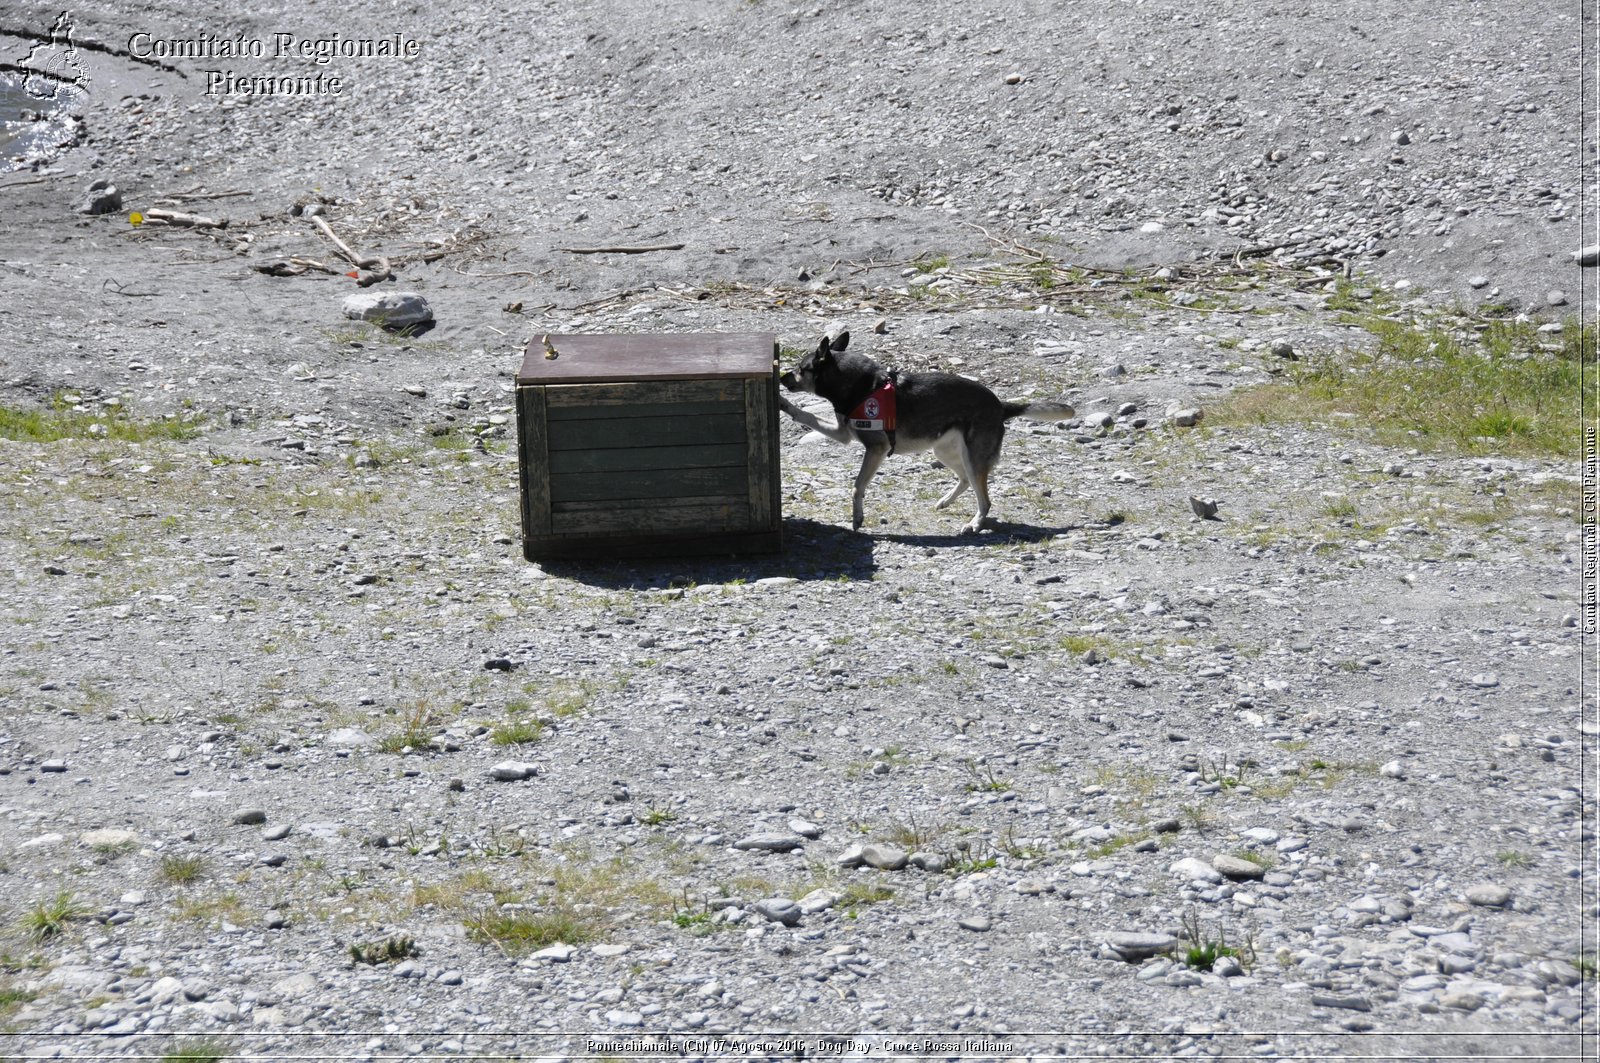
[1469,673,1500,688]
[732,832,806,853]
[860,844,909,871]
[1169,408,1203,428]
[755,898,802,926]
[957,914,992,932]
[1312,992,1373,1012]
[1170,857,1223,884]
[1465,883,1513,908]
[1210,854,1266,881]
[1104,932,1176,961]
[527,943,576,963]
[232,809,267,825]
[488,761,538,781]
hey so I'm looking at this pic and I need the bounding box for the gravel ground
[0,1,1594,1060]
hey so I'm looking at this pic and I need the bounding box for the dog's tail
[1001,399,1076,423]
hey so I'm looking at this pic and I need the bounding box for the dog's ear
[815,337,834,363]
[830,330,850,352]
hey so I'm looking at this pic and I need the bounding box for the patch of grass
[1214,310,1586,456]
[913,253,953,273]
[1496,850,1533,869]
[1177,907,1254,972]
[159,854,205,885]
[0,396,203,444]
[837,883,894,914]
[1087,832,1149,859]
[490,717,545,746]
[962,759,1013,793]
[159,1039,230,1063]
[21,891,87,942]
[378,699,441,753]
[639,806,676,827]
[1320,496,1359,520]
[0,983,37,1018]
[465,905,600,954]
[173,892,249,928]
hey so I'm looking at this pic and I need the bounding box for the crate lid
[518,333,777,385]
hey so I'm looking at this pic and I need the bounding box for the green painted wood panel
[546,443,746,475]
[549,497,747,536]
[548,413,747,451]
[549,464,748,504]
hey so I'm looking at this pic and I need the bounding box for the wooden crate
[516,333,782,560]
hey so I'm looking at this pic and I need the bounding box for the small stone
[1211,854,1266,881]
[1116,402,1138,416]
[605,1009,644,1027]
[1003,72,1023,85]
[754,898,802,926]
[1269,340,1296,359]
[1440,992,1485,1012]
[860,844,909,871]
[39,760,68,773]
[262,824,292,841]
[232,809,267,826]
[1170,857,1223,884]
[1311,992,1372,1012]
[835,843,866,868]
[1212,955,1244,977]
[1468,275,1489,289]
[957,914,992,932]
[732,832,805,853]
[592,943,630,958]
[1104,932,1177,961]
[1379,760,1406,780]
[1465,883,1513,908]
[1547,289,1568,307]
[1469,673,1499,689]
[79,829,139,849]
[797,889,841,914]
[1169,408,1203,428]
[908,851,947,873]
[788,818,822,838]
[527,943,576,963]
[1099,363,1127,379]
[488,761,537,781]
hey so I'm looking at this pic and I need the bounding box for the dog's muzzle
[778,370,801,391]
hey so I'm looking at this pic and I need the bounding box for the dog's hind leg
[967,465,994,534]
[932,434,970,510]
[851,442,891,531]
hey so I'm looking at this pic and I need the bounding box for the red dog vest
[848,378,897,432]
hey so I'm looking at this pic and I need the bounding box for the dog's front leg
[851,441,891,530]
[779,396,857,445]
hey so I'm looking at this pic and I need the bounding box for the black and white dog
[778,331,1075,533]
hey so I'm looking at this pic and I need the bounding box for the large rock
[78,180,122,215]
[342,291,433,329]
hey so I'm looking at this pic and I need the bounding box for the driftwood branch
[160,187,254,204]
[310,216,391,286]
[558,242,685,255]
[142,208,227,229]
[101,279,159,297]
